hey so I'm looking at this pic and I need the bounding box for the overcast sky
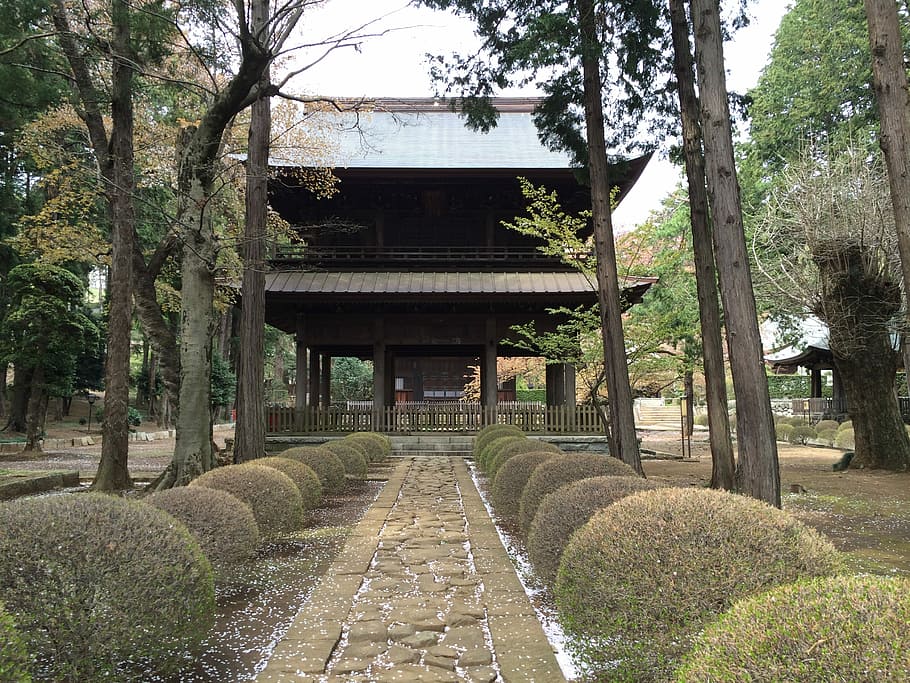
[288,0,792,229]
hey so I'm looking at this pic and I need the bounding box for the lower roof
[266,271,655,298]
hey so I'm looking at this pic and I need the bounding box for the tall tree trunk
[24,366,47,452]
[668,0,735,490]
[147,350,159,418]
[0,363,7,418]
[5,366,31,432]
[864,0,910,365]
[153,127,218,489]
[234,54,270,463]
[578,0,643,474]
[690,0,780,506]
[93,0,135,491]
[136,335,150,407]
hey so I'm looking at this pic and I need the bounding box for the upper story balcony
[269,244,590,271]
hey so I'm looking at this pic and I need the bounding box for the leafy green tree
[330,358,373,403]
[0,264,99,450]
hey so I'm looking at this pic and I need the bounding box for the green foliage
[279,446,347,494]
[473,424,524,459]
[254,457,323,510]
[210,351,236,409]
[837,420,853,432]
[191,464,304,534]
[0,264,100,398]
[145,486,260,577]
[0,493,214,681]
[323,442,368,478]
[775,423,794,442]
[676,574,910,682]
[788,425,816,445]
[814,419,840,433]
[519,454,637,533]
[556,488,843,681]
[488,439,561,476]
[834,428,855,450]
[693,414,709,427]
[765,375,810,399]
[515,388,546,402]
[330,357,372,402]
[491,451,558,519]
[527,475,664,586]
[97,405,143,427]
[0,604,30,683]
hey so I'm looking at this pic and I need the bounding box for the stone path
[258,456,565,682]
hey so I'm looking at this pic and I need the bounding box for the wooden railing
[266,402,605,434]
[270,245,584,269]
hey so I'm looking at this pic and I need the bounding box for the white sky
[288,0,793,230]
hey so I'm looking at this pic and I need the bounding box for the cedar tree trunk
[578,0,643,474]
[669,0,735,489]
[24,366,47,452]
[690,0,780,506]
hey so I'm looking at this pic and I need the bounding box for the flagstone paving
[258,456,565,682]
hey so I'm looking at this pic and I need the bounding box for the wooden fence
[266,402,604,434]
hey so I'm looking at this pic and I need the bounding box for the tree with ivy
[0,264,99,451]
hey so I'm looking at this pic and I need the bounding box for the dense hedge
[279,446,347,494]
[488,439,561,476]
[473,424,523,459]
[676,574,910,682]
[527,476,663,586]
[255,457,323,509]
[323,441,369,478]
[0,494,215,681]
[191,463,304,534]
[834,428,855,449]
[788,424,816,445]
[518,454,637,532]
[145,486,260,575]
[556,487,842,681]
[0,604,30,683]
[491,451,559,519]
[775,423,794,442]
[342,432,390,462]
[478,435,526,472]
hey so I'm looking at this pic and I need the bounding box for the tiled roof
[301,98,575,169]
[265,271,655,296]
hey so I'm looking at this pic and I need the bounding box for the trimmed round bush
[479,435,526,472]
[814,419,840,433]
[834,427,855,449]
[0,494,215,681]
[676,574,910,683]
[323,441,369,478]
[491,451,559,518]
[191,463,304,534]
[0,604,30,683]
[255,457,323,509]
[837,419,853,432]
[518,454,637,532]
[788,424,816,445]
[342,433,389,463]
[488,438,561,476]
[775,422,794,442]
[816,427,837,446]
[527,476,664,586]
[145,486,260,574]
[280,446,347,494]
[556,487,842,681]
[693,413,709,427]
[786,415,809,427]
[474,424,524,459]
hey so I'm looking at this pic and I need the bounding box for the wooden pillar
[563,363,576,407]
[545,363,558,407]
[294,316,307,411]
[482,318,498,421]
[308,352,321,409]
[321,355,332,406]
[810,367,822,398]
[385,349,396,406]
[373,318,387,430]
